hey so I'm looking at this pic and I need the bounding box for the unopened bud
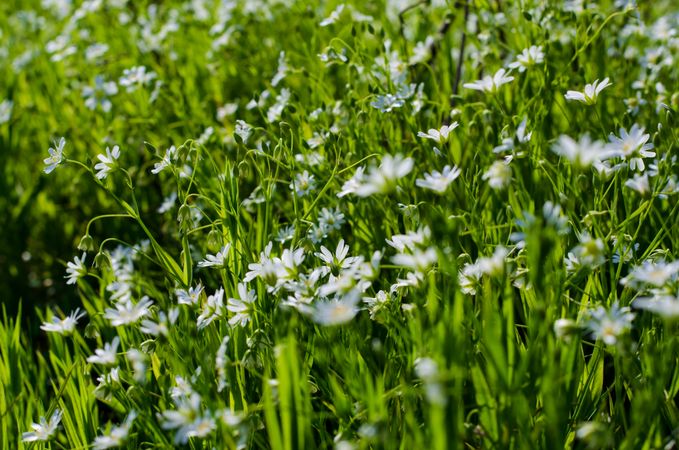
[78,234,95,251]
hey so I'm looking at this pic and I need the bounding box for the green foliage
[1,0,679,449]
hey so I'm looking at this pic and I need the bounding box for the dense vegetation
[1,0,678,448]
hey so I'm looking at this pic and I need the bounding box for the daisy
[564,78,612,105]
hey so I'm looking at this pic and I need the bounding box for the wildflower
[508,45,544,72]
[197,244,231,268]
[216,336,231,392]
[94,145,121,180]
[41,308,86,335]
[291,170,316,197]
[320,4,344,26]
[607,124,655,171]
[317,207,345,233]
[140,309,179,336]
[313,295,360,326]
[82,75,118,112]
[119,66,156,92]
[271,51,288,87]
[414,357,446,405]
[22,409,62,442]
[152,145,177,174]
[415,165,461,193]
[622,260,679,288]
[463,68,514,93]
[44,137,66,174]
[65,253,88,285]
[624,173,650,195]
[0,99,13,124]
[104,297,154,327]
[126,349,147,383]
[87,337,120,366]
[338,154,413,197]
[564,78,612,104]
[235,120,253,144]
[586,302,635,345]
[392,247,438,273]
[92,411,137,449]
[197,288,225,329]
[417,123,458,145]
[161,393,214,445]
[568,233,606,270]
[554,318,578,341]
[483,160,512,190]
[227,283,257,327]
[176,283,204,306]
[634,291,679,319]
[267,88,291,123]
[551,135,617,168]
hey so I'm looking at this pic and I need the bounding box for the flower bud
[94,251,111,269]
[78,234,95,251]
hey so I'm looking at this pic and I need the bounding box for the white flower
[624,173,650,195]
[41,308,86,335]
[415,165,461,193]
[569,233,606,270]
[87,337,120,366]
[463,68,514,93]
[197,288,225,329]
[152,145,177,174]
[634,292,679,319]
[119,66,156,92]
[551,135,618,168]
[291,170,316,197]
[391,247,438,273]
[227,283,257,327]
[607,124,655,171]
[586,302,635,345]
[94,145,121,180]
[0,99,14,124]
[65,252,88,285]
[564,78,612,104]
[104,297,153,326]
[508,45,544,72]
[483,160,512,190]
[176,284,204,306]
[622,260,679,288]
[235,120,253,144]
[417,123,458,145]
[197,244,231,268]
[320,4,344,26]
[338,154,413,197]
[313,294,360,326]
[44,137,66,174]
[22,409,62,442]
[92,411,137,449]
[82,75,118,112]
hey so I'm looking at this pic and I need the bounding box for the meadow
[1,0,678,448]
